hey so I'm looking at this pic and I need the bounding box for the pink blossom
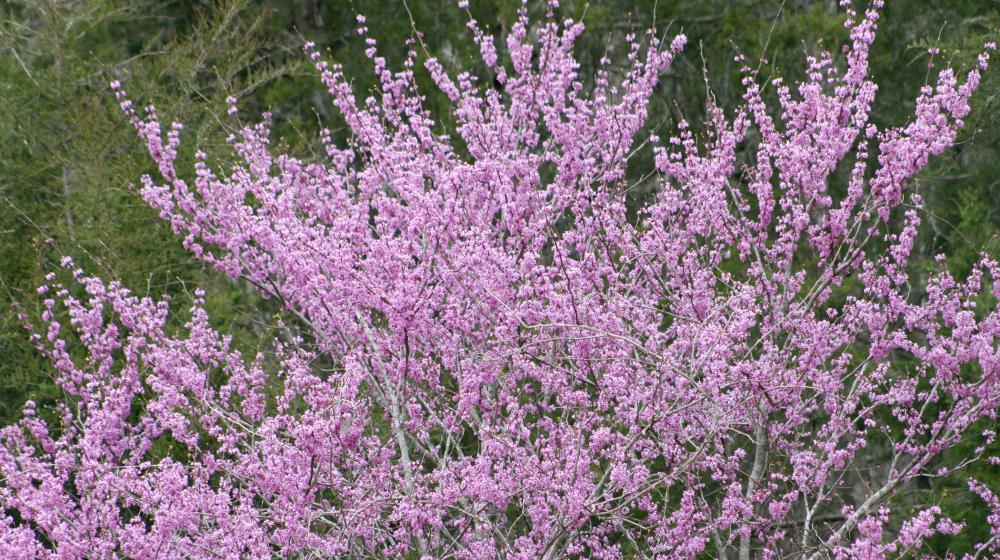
[3,3,1000,559]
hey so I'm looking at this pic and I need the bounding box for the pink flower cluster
[3,1,1000,558]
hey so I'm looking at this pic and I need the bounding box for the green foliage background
[1,0,998,555]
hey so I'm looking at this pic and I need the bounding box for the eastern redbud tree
[3,1,1000,558]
